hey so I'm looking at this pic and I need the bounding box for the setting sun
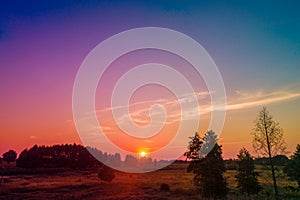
[139,151,147,158]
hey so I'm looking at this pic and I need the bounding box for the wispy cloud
[71,89,300,134]
[226,90,300,111]
[96,91,210,114]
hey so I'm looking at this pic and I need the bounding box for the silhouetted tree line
[16,144,102,168]
[224,155,289,170]
[14,144,157,170]
[253,155,289,166]
[88,147,158,170]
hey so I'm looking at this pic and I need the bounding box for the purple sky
[1,1,300,158]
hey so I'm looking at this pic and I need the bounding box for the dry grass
[0,163,299,200]
[0,164,195,200]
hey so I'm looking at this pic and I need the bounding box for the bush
[160,183,170,191]
[226,163,238,170]
[98,165,115,182]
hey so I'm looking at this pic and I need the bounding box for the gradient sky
[1,0,300,159]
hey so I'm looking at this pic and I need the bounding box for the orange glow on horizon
[139,151,147,158]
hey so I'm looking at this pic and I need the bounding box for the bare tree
[252,107,286,199]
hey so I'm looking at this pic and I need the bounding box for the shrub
[160,183,170,191]
[98,165,115,182]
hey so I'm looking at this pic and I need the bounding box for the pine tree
[284,144,300,188]
[185,130,227,199]
[184,132,202,160]
[236,148,261,196]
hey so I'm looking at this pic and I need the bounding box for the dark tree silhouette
[17,145,42,168]
[284,144,300,188]
[2,150,17,164]
[140,157,153,169]
[17,144,101,168]
[124,154,138,168]
[184,132,202,160]
[252,107,286,199]
[254,155,288,166]
[186,130,227,199]
[98,165,115,182]
[160,183,170,191]
[272,155,289,166]
[236,148,261,196]
[109,153,121,167]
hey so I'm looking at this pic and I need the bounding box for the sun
[139,151,147,158]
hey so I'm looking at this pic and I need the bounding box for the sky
[1,0,300,159]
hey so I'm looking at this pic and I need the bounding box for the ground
[0,163,299,200]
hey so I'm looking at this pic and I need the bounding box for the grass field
[1,163,299,200]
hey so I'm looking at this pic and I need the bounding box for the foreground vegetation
[1,163,299,200]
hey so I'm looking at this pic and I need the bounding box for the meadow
[1,163,299,200]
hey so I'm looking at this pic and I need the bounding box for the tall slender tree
[252,107,286,199]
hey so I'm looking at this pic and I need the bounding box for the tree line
[16,144,101,168]
[1,144,158,170]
